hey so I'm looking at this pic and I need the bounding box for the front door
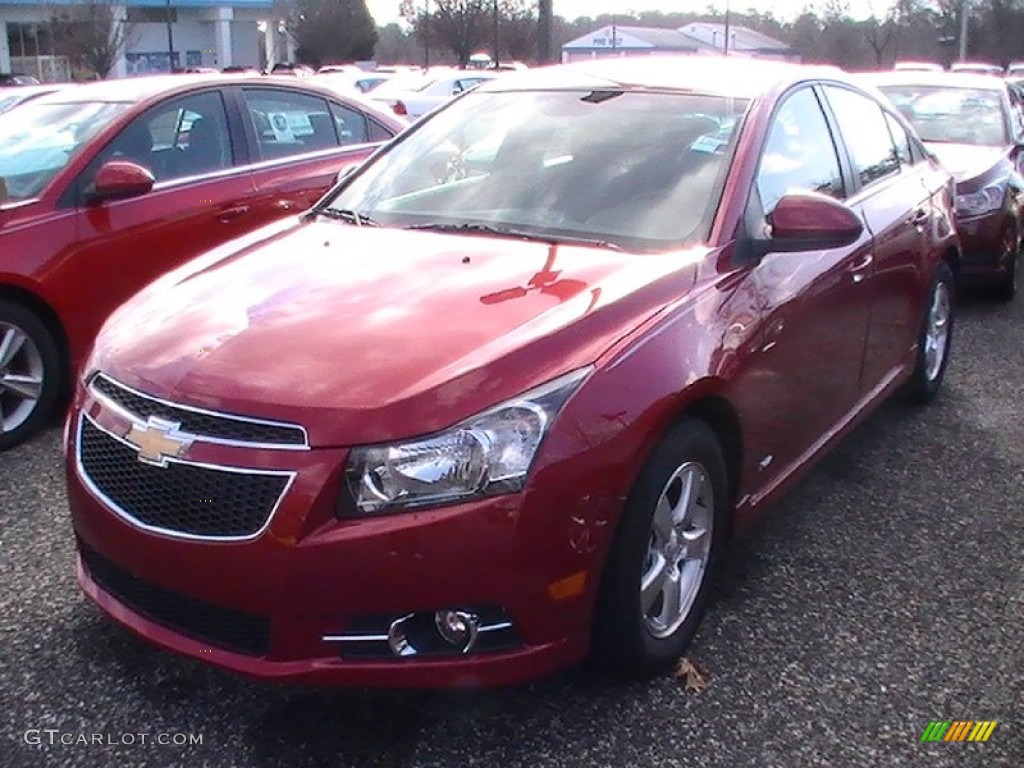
[64,89,256,345]
[728,86,873,493]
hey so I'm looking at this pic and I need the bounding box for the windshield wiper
[316,208,378,226]
[405,222,623,250]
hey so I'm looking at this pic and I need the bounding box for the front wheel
[0,301,62,451]
[593,418,729,678]
[903,263,955,404]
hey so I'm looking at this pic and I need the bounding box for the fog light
[434,609,479,653]
[386,613,417,657]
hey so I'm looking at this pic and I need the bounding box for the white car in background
[312,71,394,96]
[370,69,501,119]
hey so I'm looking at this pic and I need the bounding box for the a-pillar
[212,7,233,69]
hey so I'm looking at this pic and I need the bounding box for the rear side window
[368,119,394,143]
[756,87,844,213]
[884,112,914,167]
[243,89,338,160]
[825,86,900,188]
[328,103,368,144]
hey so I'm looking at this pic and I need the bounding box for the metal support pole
[958,0,969,61]
[165,0,176,72]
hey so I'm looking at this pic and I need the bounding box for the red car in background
[0,75,404,449]
[867,71,1024,300]
[68,59,958,688]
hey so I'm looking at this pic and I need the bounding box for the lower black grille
[80,543,270,657]
[78,417,290,539]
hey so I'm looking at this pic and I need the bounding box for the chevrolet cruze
[66,58,959,688]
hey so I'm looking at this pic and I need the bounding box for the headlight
[342,367,592,515]
[955,183,1005,217]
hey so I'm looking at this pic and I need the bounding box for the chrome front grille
[77,416,293,540]
[90,373,308,448]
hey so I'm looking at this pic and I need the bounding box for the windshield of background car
[0,100,132,202]
[326,89,750,251]
[878,85,1010,145]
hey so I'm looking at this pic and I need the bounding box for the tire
[592,418,729,679]
[993,223,1018,302]
[904,262,955,405]
[0,301,62,451]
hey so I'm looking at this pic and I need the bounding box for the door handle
[849,253,873,283]
[217,205,250,223]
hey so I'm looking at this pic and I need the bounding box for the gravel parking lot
[0,292,1021,768]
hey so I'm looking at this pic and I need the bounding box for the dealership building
[0,0,294,80]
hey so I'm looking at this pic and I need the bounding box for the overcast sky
[366,0,882,27]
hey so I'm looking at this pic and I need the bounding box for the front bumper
[66,388,611,689]
[956,207,1013,279]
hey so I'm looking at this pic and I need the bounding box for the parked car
[894,61,944,73]
[0,73,41,86]
[0,74,405,449]
[867,71,1023,299]
[313,70,393,95]
[949,62,1003,76]
[370,69,501,118]
[0,84,67,114]
[65,58,960,688]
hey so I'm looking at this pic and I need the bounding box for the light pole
[165,0,176,72]
[493,0,500,66]
[723,0,730,56]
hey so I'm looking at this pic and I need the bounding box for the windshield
[0,100,132,202]
[879,85,1010,145]
[326,89,748,251]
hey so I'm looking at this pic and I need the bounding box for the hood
[925,142,1009,182]
[93,223,704,446]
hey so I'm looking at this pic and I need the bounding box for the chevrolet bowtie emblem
[123,417,194,467]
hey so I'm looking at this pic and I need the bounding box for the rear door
[235,86,396,222]
[821,85,933,389]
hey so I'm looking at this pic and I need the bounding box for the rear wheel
[0,301,61,451]
[593,419,729,678]
[904,263,955,404]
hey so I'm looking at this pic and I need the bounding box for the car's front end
[64,65,749,688]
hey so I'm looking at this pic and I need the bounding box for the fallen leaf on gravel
[673,658,710,692]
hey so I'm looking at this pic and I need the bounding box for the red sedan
[67,59,959,688]
[0,75,404,449]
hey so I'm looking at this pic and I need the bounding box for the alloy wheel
[923,281,951,382]
[0,322,45,435]
[641,461,714,638]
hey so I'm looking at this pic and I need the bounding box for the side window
[825,86,900,188]
[101,91,232,182]
[884,112,913,167]
[756,87,844,214]
[243,89,338,161]
[328,103,368,145]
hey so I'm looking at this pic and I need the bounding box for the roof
[678,23,790,52]
[479,56,844,100]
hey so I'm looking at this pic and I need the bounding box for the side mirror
[89,160,155,203]
[762,192,864,253]
[335,163,358,185]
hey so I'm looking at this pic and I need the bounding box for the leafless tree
[48,0,134,79]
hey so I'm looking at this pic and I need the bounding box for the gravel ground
[0,292,1021,768]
